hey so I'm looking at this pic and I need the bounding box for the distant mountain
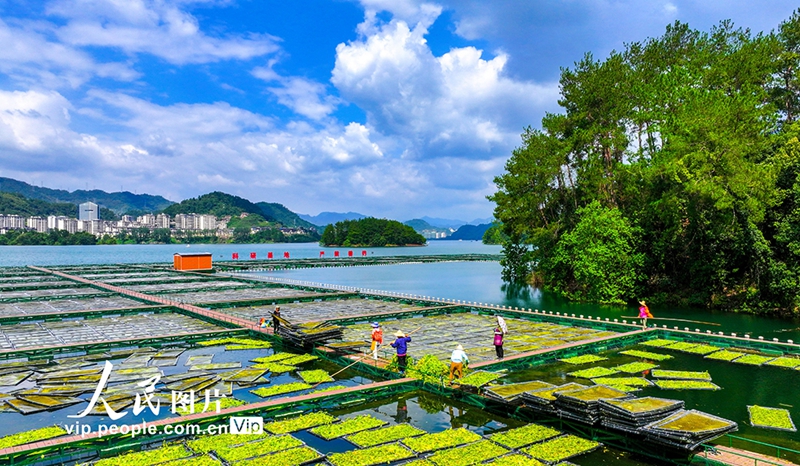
[256,202,318,231]
[404,218,450,235]
[162,192,273,220]
[441,223,492,241]
[0,177,173,214]
[0,192,117,219]
[417,216,467,229]
[298,211,367,226]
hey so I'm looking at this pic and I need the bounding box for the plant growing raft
[748,405,797,432]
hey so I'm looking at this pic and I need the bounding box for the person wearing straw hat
[390,330,412,374]
[449,344,469,383]
[370,322,383,360]
[638,300,653,329]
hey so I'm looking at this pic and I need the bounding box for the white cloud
[267,77,339,121]
[332,15,558,160]
[48,0,279,64]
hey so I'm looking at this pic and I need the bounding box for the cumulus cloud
[48,0,279,64]
[333,14,558,160]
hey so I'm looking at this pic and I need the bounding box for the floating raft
[553,385,632,424]
[641,410,738,450]
[599,397,685,433]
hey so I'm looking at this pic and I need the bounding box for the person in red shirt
[370,322,383,359]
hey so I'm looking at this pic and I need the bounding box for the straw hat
[639,300,646,305]
[456,344,463,351]
[394,330,405,337]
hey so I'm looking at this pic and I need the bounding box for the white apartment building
[78,202,99,221]
[197,214,216,230]
[175,213,195,230]
[137,214,156,225]
[156,214,170,229]
[0,215,25,229]
[57,217,78,234]
[26,217,48,232]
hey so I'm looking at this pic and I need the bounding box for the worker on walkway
[391,330,412,375]
[449,344,469,383]
[370,322,383,359]
[272,306,281,333]
[638,300,653,329]
[494,326,504,360]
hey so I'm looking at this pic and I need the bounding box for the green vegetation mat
[651,370,712,380]
[95,445,191,466]
[0,425,67,450]
[187,432,269,453]
[252,352,296,363]
[567,366,619,379]
[402,428,482,453]
[654,380,721,390]
[328,442,414,466]
[215,435,303,462]
[704,350,746,361]
[428,440,509,466]
[591,377,652,387]
[236,446,322,466]
[665,342,701,352]
[298,369,334,384]
[485,454,546,466]
[251,362,296,373]
[458,371,504,387]
[489,424,561,448]
[640,339,677,348]
[734,354,775,366]
[251,382,312,398]
[612,362,658,373]
[310,415,387,439]
[748,405,797,432]
[265,411,336,434]
[558,355,607,365]
[681,344,721,355]
[403,461,435,466]
[197,338,271,350]
[346,423,425,448]
[619,350,673,361]
[160,455,220,466]
[176,396,244,415]
[523,435,600,463]
[310,384,348,395]
[764,357,800,369]
[280,354,318,365]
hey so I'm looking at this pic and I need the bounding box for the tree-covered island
[320,218,426,247]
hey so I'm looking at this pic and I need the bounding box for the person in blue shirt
[449,344,469,383]
[390,330,412,374]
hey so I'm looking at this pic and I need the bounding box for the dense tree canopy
[490,12,800,315]
[320,218,426,247]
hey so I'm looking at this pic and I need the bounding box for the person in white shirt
[449,344,469,383]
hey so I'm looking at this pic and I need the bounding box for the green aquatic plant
[704,350,745,361]
[485,454,546,466]
[346,423,425,448]
[95,444,191,466]
[251,382,312,398]
[328,443,414,466]
[187,432,269,453]
[458,371,504,388]
[748,405,796,431]
[764,357,800,369]
[640,339,677,348]
[734,354,775,366]
[215,435,303,462]
[160,455,220,466]
[176,397,244,415]
[654,380,721,390]
[567,367,619,379]
[488,424,560,449]
[618,350,673,361]
[407,354,448,384]
[428,440,509,466]
[0,425,68,450]
[523,435,599,463]
[251,362,296,373]
[558,355,607,365]
[402,428,482,453]
[279,354,318,365]
[651,370,712,380]
[298,369,334,384]
[682,344,722,355]
[251,353,296,363]
[590,377,652,387]
[265,411,336,434]
[309,385,347,395]
[612,362,657,373]
[235,446,322,466]
[310,415,386,440]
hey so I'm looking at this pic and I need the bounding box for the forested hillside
[490,12,800,315]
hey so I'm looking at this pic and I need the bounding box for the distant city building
[26,217,47,232]
[57,217,78,234]
[175,213,195,230]
[156,213,170,229]
[197,214,216,230]
[79,202,99,221]
[137,214,156,225]
[0,215,25,230]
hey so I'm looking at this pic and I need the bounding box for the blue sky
[0,0,797,221]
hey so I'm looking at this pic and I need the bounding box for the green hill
[161,192,273,220]
[404,218,450,236]
[0,177,173,214]
[257,202,318,231]
[0,192,117,220]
